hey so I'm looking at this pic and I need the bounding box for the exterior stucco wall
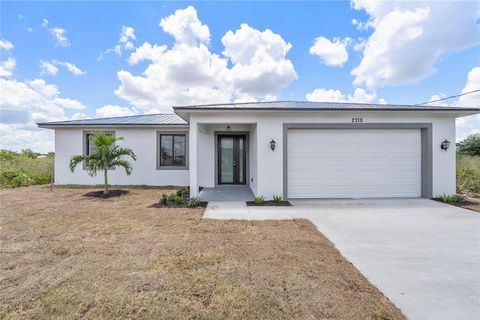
[54,127,189,186]
[53,111,457,198]
[188,111,457,198]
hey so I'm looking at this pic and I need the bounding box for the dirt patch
[83,189,129,198]
[246,200,292,206]
[0,186,405,319]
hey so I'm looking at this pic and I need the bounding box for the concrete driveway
[204,199,480,320]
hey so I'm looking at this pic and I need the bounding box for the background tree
[457,133,480,156]
[69,133,136,195]
[21,149,40,158]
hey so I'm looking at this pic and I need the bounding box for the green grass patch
[457,154,480,195]
[0,150,53,188]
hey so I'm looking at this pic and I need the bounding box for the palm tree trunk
[103,169,109,195]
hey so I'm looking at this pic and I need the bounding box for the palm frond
[109,159,133,175]
[69,155,89,172]
[69,132,136,179]
[110,146,137,161]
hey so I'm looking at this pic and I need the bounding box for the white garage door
[287,129,421,198]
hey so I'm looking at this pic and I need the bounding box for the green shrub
[187,197,201,207]
[457,134,480,156]
[160,194,168,205]
[0,150,53,188]
[273,195,282,203]
[253,196,265,204]
[174,195,183,205]
[456,154,480,194]
[167,194,176,203]
[440,194,464,204]
[176,186,189,198]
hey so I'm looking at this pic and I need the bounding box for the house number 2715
[351,117,363,123]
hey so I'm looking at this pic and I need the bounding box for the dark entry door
[218,135,246,185]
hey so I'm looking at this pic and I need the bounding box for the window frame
[82,131,115,170]
[156,131,189,170]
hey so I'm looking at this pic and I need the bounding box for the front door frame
[214,131,249,186]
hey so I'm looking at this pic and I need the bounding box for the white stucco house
[38,101,480,199]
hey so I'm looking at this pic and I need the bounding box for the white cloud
[0,58,16,77]
[95,104,137,118]
[119,25,136,49]
[116,7,297,113]
[40,60,86,76]
[351,1,480,87]
[309,36,350,67]
[427,94,449,107]
[455,67,480,139]
[351,18,371,31]
[0,78,88,152]
[0,39,14,51]
[222,23,291,65]
[40,60,59,76]
[53,98,87,110]
[128,42,167,65]
[0,39,15,77]
[98,25,136,59]
[117,42,231,112]
[42,18,70,47]
[50,28,70,47]
[456,67,480,109]
[54,61,86,75]
[221,23,297,97]
[306,87,377,103]
[159,6,210,46]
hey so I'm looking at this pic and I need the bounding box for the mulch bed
[432,197,480,213]
[83,190,129,198]
[246,200,292,206]
[150,201,208,208]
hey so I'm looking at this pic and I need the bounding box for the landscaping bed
[433,193,480,213]
[0,185,405,319]
[84,190,129,198]
[150,201,208,208]
[149,186,207,208]
[246,200,292,206]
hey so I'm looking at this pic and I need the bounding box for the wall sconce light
[441,139,450,151]
[226,124,231,131]
[270,139,276,151]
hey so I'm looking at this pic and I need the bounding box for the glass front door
[218,135,246,184]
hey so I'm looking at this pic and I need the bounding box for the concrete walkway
[199,185,254,201]
[203,199,480,320]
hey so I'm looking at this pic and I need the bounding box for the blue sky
[0,1,479,152]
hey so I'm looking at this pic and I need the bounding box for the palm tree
[69,132,136,195]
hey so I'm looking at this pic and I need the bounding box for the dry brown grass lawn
[0,186,405,319]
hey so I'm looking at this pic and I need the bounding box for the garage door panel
[287,129,421,198]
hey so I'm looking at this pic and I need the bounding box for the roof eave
[172,107,480,117]
[37,123,189,129]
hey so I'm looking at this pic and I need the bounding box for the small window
[158,133,187,169]
[85,133,95,155]
[84,132,114,156]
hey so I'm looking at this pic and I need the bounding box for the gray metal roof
[37,113,187,127]
[173,100,480,112]
[38,101,480,128]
